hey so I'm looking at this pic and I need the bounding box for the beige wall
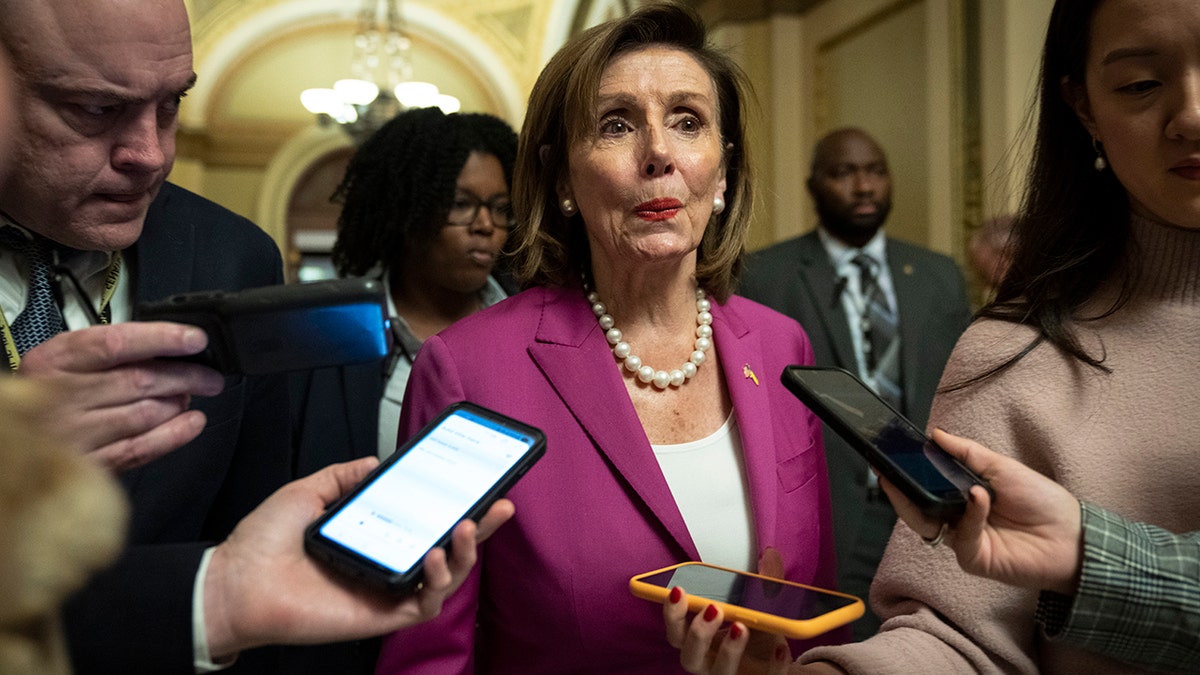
[978,0,1054,218]
[173,0,583,254]
[202,169,267,224]
[705,0,957,254]
[715,0,1054,266]
[809,0,940,251]
[173,0,1056,273]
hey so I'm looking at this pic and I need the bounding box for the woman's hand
[663,547,797,675]
[664,587,793,675]
[879,429,1083,594]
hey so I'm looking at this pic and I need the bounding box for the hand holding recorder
[654,549,860,675]
[15,279,392,474]
[202,456,515,662]
[781,366,993,521]
[16,322,226,472]
[878,429,1083,595]
[635,562,862,641]
[304,402,545,594]
[663,586,794,675]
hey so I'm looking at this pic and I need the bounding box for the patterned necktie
[0,228,67,354]
[852,254,902,410]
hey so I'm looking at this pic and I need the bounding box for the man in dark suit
[0,1,510,672]
[0,0,292,668]
[739,127,971,638]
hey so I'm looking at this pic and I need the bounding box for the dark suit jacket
[290,360,385,476]
[61,183,293,674]
[738,230,971,629]
[282,362,385,674]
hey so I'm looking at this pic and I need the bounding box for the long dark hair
[331,108,518,278]
[960,0,1133,385]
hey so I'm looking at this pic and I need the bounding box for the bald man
[0,4,521,673]
[739,128,971,638]
[0,1,293,670]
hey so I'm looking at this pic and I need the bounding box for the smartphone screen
[782,366,989,518]
[306,403,545,591]
[641,564,858,620]
[629,562,864,639]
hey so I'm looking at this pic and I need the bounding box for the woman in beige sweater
[667,0,1200,672]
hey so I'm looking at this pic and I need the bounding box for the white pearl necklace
[587,288,713,390]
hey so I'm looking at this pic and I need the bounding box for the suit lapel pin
[903,264,914,276]
[743,364,759,386]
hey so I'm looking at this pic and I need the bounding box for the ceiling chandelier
[300,0,460,141]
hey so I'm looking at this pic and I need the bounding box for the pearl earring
[1093,137,1107,172]
[561,198,577,216]
[712,196,725,215]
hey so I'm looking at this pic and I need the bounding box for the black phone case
[133,277,389,374]
[303,401,546,594]
[781,365,981,520]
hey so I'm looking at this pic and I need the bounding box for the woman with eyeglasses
[292,107,518,475]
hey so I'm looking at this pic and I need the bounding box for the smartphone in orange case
[630,561,864,639]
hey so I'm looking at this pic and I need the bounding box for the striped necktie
[0,228,67,354]
[852,253,902,410]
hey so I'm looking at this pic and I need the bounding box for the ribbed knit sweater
[801,213,1200,674]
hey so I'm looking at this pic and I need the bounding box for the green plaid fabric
[1035,502,1200,670]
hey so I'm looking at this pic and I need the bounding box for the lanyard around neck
[2,251,122,372]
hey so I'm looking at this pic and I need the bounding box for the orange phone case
[629,561,864,639]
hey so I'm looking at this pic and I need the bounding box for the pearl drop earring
[1093,137,1107,172]
[712,196,725,215]
[561,198,577,216]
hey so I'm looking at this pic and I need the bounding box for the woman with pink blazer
[376,5,843,673]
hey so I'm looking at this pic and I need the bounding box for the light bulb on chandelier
[394,81,459,113]
[300,0,460,141]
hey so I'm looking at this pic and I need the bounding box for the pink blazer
[376,286,844,674]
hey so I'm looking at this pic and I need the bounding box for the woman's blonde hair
[508,3,753,300]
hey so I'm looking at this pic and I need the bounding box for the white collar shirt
[816,226,896,386]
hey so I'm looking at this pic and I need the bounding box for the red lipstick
[1170,158,1200,181]
[635,197,683,221]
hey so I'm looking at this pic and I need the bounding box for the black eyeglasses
[446,191,516,230]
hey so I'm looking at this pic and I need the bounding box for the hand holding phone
[630,562,863,639]
[781,365,993,520]
[304,402,545,594]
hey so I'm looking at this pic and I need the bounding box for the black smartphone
[630,562,863,639]
[133,278,389,375]
[304,402,546,594]
[781,365,992,520]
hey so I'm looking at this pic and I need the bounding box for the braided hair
[331,107,518,278]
